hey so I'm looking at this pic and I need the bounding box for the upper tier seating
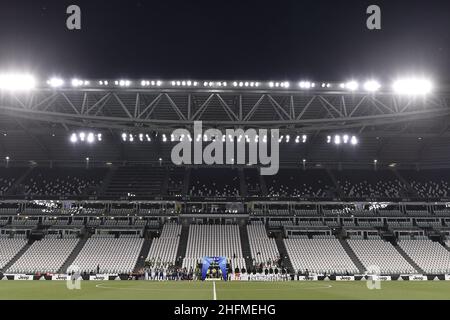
[334,170,406,198]
[105,166,165,197]
[264,169,335,198]
[0,168,24,195]
[19,168,107,196]
[189,168,240,197]
[400,169,450,198]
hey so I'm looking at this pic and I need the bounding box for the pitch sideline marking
[213,281,217,300]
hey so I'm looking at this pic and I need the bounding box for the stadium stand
[247,222,279,266]
[69,235,144,274]
[147,222,181,265]
[334,170,406,198]
[183,224,245,271]
[17,168,107,196]
[7,237,79,274]
[397,239,450,274]
[0,238,28,270]
[105,166,165,196]
[264,169,335,198]
[347,239,416,274]
[189,168,240,197]
[400,169,450,198]
[284,237,358,274]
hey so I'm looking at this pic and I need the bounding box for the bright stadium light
[79,132,86,141]
[299,81,312,89]
[97,133,102,141]
[295,135,300,143]
[87,132,95,144]
[392,78,432,95]
[71,78,84,87]
[334,135,341,145]
[121,133,127,141]
[302,134,307,143]
[70,133,78,143]
[343,134,349,144]
[327,135,331,143]
[47,77,64,88]
[345,81,359,91]
[351,136,358,145]
[364,80,381,92]
[0,73,36,91]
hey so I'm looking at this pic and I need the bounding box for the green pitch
[1,281,450,300]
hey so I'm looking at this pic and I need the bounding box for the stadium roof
[0,76,450,167]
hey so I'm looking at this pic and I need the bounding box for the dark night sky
[0,0,449,82]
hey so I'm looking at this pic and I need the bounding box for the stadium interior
[1,78,450,281]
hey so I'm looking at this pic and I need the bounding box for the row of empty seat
[348,239,416,274]
[147,223,181,264]
[7,238,79,274]
[69,236,144,274]
[247,222,279,265]
[183,225,245,270]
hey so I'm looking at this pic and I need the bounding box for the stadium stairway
[258,171,268,196]
[175,225,190,268]
[392,169,418,198]
[338,239,366,273]
[238,225,253,270]
[98,166,117,195]
[274,234,294,272]
[133,237,153,272]
[393,244,424,274]
[326,169,344,198]
[2,240,34,273]
[183,169,191,195]
[58,235,90,274]
[238,169,247,197]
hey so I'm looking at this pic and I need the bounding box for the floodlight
[70,133,78,143]
[87,132,95,143]
[334,135,341,145]
[47,78,64,88]
[346,81,359,91]
[0,73,36,91]
[364,80,381,92]
[392,78,432,95]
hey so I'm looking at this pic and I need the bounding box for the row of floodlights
[120,133,310,143]
[0,74,434,95]
[70,132,102,144]
[326,134,358,145]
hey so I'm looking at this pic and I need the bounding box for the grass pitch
[0,281,450,300]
